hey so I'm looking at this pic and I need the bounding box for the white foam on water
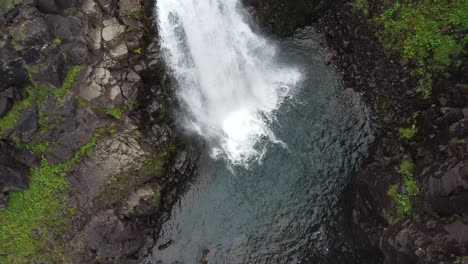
[155,0,302,165]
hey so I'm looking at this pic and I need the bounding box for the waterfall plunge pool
[143,22,374,263]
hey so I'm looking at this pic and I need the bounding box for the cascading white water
[156,0,302,165]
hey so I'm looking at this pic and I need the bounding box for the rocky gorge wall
[247,0,468,263]
[0,0,196,263]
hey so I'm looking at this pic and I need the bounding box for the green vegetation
[0,0,20,14]
[353,0,369,15]
[53,38,62,46]
[0,66,84,137]
[357,0,468,97]
[398,125,418,140]
[133,47,142,55]
[149,191,161,204]
[0,88,35,136]
[388,159,420,221]
[104,107,123,120]
[0,133,99,263]
[10,38,21,51]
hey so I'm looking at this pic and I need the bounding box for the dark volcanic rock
[316,1,468,263]
[0,142,30,193]
[243,0,331,36]
[36,0,60,14]
[0,96,13,117]
[83,210,145,259]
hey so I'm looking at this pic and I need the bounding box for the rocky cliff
[0,0,195,262]
[317,1,468,263]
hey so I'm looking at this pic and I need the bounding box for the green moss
[149,191,161,204]
[25,141,51,155]
[388,159,420,221]
[399,124,417,140]
[369,0,468,97]
[53,65,85,102]
[133,48,142,54]
[0,90,32,136]
[133,129,143,138]
[0,133,99,263]
[53,38,62,46]
[77,97,88,108]
[104,108,123,120]
[397,159,415,178]
[10,38,22,51]
[387,184,412,220]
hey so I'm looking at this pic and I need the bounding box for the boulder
[0,142,30,193]
[118,0,141,18]
[109,43,128,60]
[102,18,125,46]
[36,0,60,14]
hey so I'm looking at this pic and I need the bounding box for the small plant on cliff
[388,159,420,221]
[133,47,142,55]
[399,124,417,140]
[104,108,123,120]
[53,38,62,46]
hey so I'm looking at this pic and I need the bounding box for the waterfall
[155,0,302,165]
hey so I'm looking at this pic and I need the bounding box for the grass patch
[104,108,123,120]
[0,133,99,263]
[369,0,468,97]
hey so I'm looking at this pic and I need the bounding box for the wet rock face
[316,1,468,263]
[83,209,145,259]
[242,0,330,35]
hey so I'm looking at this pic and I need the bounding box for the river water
[145,1,374,263]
